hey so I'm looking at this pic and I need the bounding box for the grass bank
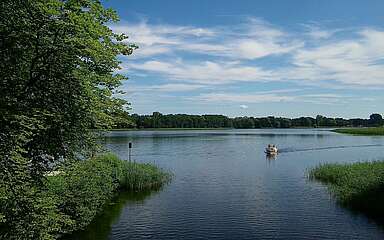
[333,127,384,135]
[51,153,171,235]
[309,161,384,220]
[1,153,171,239]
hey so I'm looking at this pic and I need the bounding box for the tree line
[117,112,384,129]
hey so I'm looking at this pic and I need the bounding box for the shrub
[1,154,171,239]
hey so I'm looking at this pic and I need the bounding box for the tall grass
[92,153,172,191]
[122,162,171,190]
[333,127,384,135]
[309,161,384,219]
[45,153,171,237]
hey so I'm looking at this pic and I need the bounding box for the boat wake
[279,144,384,153]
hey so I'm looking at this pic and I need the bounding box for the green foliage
[121,162,172,191]
[49,153,170,234]
[110,111,137,129]
[48,155,120,232]
[126,112,383,129]
[1,154,171,239]
[333,127,384,136]
[1,0,138,238]
[1,0,136,167]
[369,113,383,127]
[0,180,73,240]
[309,161,384,218]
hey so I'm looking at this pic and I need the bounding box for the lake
[69,129,384,239]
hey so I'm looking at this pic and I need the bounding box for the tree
[316,115,326,127]
[0,0,136,238]
[152,112,163,128]
[280,118,292,128]
[369,113,383,126]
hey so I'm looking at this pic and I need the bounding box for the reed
[121,162,172,191]
[92,153,172,191]
[309,161,384,219]
[46,153,171,236]
[333,127,384,135]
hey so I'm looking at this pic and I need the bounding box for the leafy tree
[111,110,136,129]
[152,112,163,128]
[279,118,292,128]
[369,113,383,127]
[316,115,326,127]
[324,118,336,127]
[350,118,367,127]
[0,0,136,238]
[127,113,383,129]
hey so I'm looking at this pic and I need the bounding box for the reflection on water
[63,191,156,240]
[68,129,384,239]
[266,153,277,162]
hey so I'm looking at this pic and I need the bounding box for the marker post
[128,142,132,162]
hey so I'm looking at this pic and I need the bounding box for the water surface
[70,129,384,239]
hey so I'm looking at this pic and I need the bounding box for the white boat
[265,145,278,154]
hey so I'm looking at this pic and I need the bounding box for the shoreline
[309,161,384,224]
[40,154,171,238]
[99,127,338,131]
[332,127,384,136]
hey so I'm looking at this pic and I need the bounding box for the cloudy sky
[103,0,384,118]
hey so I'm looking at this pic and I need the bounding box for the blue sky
[104,0,384,118]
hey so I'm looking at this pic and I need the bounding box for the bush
[0,154,171,239]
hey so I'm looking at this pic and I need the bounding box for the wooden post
[128,142,132,162]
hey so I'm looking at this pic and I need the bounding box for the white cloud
[125,60,275,84]
[132,45,171,58]
[230,18,302,59]
[189,91,367,105]
[302,24,340,40]
[112,21,217,59]
[289,29,384,86]
[238,18,285,39]
[125,83,206,92]
[115,18,384,90]
[113,18,299,60]
[180,43,231,55]
[195,93,296,103]
[308,29,334,39]
[236,40,288,59]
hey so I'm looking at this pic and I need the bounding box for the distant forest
[112,112,383,129]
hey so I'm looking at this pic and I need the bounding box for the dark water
[69,129,384,239]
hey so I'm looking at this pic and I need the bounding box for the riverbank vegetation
[117,112,383,129]
[1,153,170,239]
[0,0,159,239]
[61,190,157,240]
[309,161,384,220]
[333,127,384,136]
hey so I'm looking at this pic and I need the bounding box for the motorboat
[265,144,278,155]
